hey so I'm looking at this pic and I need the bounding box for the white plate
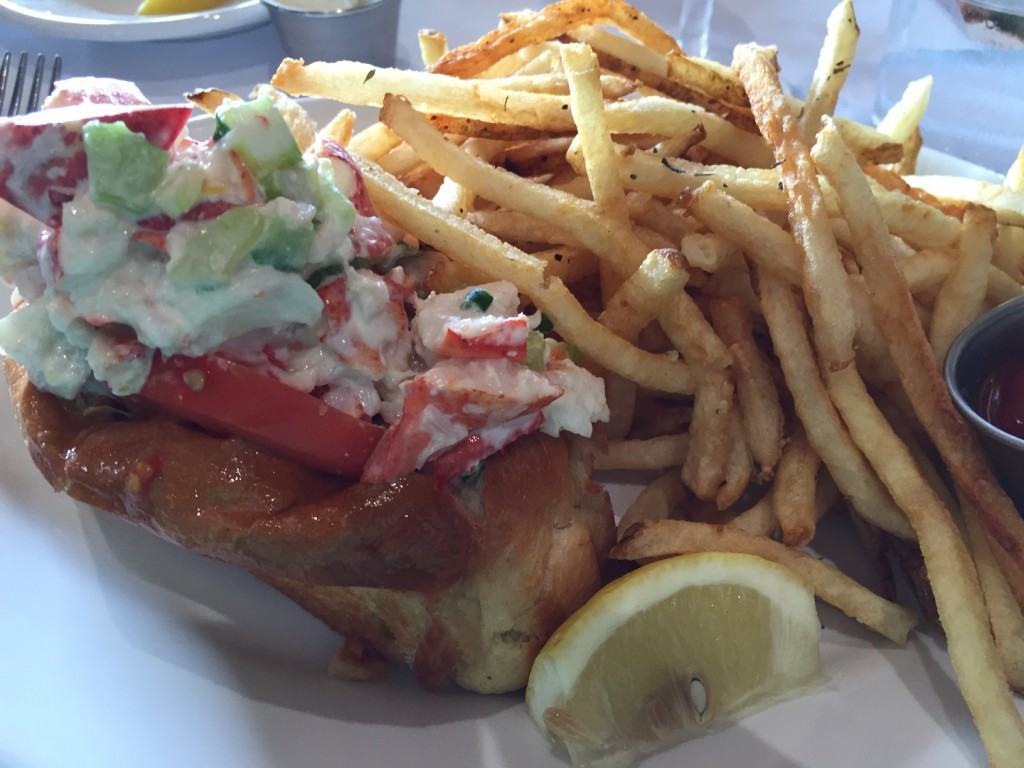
[0,100,1019,768]
[0,0,268,42]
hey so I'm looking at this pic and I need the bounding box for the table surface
[1,0,894,124]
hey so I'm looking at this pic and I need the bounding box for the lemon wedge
[526,552,822,767]
[137,0,229,16]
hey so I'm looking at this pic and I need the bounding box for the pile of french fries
[265,0,1024,762]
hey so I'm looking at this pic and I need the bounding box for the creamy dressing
[540,361,610,437]
[413,281,524,359]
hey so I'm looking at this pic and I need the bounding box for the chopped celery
[167,206,264,288]
[83,120,168,216]
[216,97,302,179]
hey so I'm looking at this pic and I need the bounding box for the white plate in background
[0,99,1019,768]
[0,0,268,42]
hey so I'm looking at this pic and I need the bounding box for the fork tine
[26,54,45,114]
[0,52,11,114]
[49,55,62,97]
[6,52,27,117]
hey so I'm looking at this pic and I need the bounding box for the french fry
[994,224,1024,281]
[904,174,1024,226]
[772,429,820,547]
[685,182,802,284]
[467,209,581,247]
[681,368,734,500]
[930,204,997,361]
[560,43,628,219]
[317,108,357,147]
[963,499,1024,692]
[811,119,1024,767]
[185,86,239,113]
[356,155,696,393]
[799,0,859,145]
[348,121,403,161]
[757,268,913,540]
[531,246,599,283]
[729,496,777,538]
[599,249,689,341]
[481,72,635,98]
[734,43,856,372]
[709,296,784,475]
[621,152,960,249]
[716,410,753,510]
[877,75,933,144]
[430,0,679,78]
[1007,146,1024,193]
[627,194,698,242]
[378,141,426,177]
[418,29,449,68]
[658,290,733,372]
[680,233,742,273]
[595,434,689,471]
[425,114,562,141]
[380,94,650,280]
[432,139,505,217]
[616,471,687,539]
[612,520,918,644]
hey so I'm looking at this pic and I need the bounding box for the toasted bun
[5,360,614,692]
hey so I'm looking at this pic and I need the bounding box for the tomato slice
[140,355,384,476]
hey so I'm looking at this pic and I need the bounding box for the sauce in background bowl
[946,295,1024,512]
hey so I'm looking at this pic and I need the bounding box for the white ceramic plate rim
[0,0,268,42]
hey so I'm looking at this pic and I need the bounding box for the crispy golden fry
[381,94,650,281]
[599,249,689,340]
[659,291,732,372]
[772,429,820,547]
[185,86,239,113]
[930,205,997,361]
[418,29,449,68]
[811,120,1024,766]
[616,471,687,539]
[849,275,900,384]
[378,141,425,177]
[685,182,802,284]
[628,194,698,242]
[709,296,784,475]
[480,72,635,98]
[1007,147,1024,193]
[348,122,403,161]
[680,232,742,273]
[897,127,923,176]
[560,43,628,220]
[799,0,858,145]
[681,368,734,501]
[430,0,678,78]
[716,410,753,510]
[425,114,562,141]
[652,123,708,159]
[729,496,777,537]
[905,175,1024,226]
[994,224,1024,280]
[432,139,505,216]
[622,152,959,249]
[877,75,933,145]
[612,520,917,644]
[468,210,580,247]
[963,500,1024,692]
[357,155,695,393]
[734,43,855,372]
[531,246,599,283]
[813,121,1024,596]
[477,41,561,78]
[317,108,357,147]
[595,434,690,471]
[757,270,913,539]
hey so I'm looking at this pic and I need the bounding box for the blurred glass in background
[878,0,1023,171]
[678,0,714,57]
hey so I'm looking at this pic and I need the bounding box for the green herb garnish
[461,288,494,311]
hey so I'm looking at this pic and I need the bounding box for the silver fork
[0,52,63,116]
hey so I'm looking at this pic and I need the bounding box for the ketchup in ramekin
[979,360,1024,440]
